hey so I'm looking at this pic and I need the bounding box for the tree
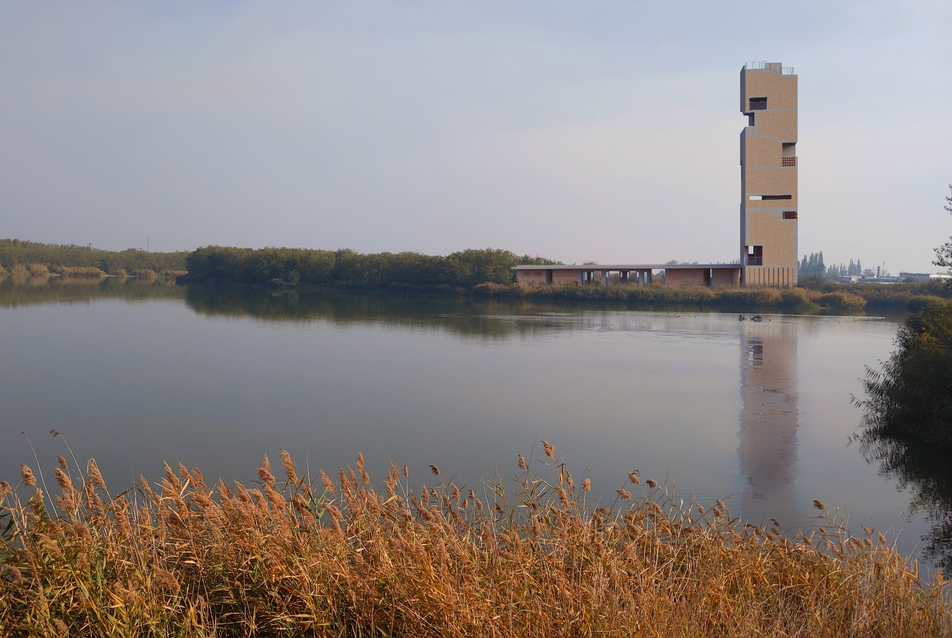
[935,184,952,272]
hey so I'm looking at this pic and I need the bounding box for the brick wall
[744,71,798,110]
[748,211,797,266]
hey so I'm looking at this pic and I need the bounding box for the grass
[476,280,952,314]
[475,282,870,314]
[1,444,950,636]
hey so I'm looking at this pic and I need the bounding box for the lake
[1,279,946,568]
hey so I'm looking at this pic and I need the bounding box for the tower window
[746,245,763,266]
[749,97,767,110]
[750,194,792,201]
[783,211,798,220]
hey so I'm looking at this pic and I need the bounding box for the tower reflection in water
[738,318,801,527]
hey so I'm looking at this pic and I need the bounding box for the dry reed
[57,266,107,279]
[1,445,949,637]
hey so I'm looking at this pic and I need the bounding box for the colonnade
[580,270,653,284]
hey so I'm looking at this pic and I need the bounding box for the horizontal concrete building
[514,264,741,287]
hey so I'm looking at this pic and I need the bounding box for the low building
[899,272,952,282]
[513,264,741,287]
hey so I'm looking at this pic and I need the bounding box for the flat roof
[512,264,741,271]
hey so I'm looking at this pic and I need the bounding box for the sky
[1,1,950,273]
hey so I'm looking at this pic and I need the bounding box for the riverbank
[0,239,188,276]
[475,280,952,313]
[1,448,949,636]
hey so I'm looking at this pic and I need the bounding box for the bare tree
[935,184,952,271]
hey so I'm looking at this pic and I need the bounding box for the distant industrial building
[898,272,952,282]
[514,62,799,288]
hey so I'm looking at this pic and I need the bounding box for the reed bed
[56,266,107,279]
[133,269,158,280]
[474,282,870,313]
[26,263,50,278]
[1,445,949,637]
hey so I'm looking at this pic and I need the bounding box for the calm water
[1,280,946,567]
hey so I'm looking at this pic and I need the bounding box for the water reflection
[0,277,185,307]
[182,284,602,341]
[737,319,800,527]
[859,430,952,571]
[4,281,934,564]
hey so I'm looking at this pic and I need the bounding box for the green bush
[859,300,952,448]
[906,295,951,314]
[779,288,821,312]
[817,291,866,312]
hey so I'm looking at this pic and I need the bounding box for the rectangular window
[783,211,798,220]
[749,97,767,110]
[746,245,763,266]
[762,195,792,200]
[748,114,755,126]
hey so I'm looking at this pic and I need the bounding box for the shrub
[907,295,952,314]
[57,266,107,278]
[859,300,952,448]
[715,287,782,309]
[817,291,866,312]
[132,269,157,280]
[26,263,49,278]
[9,264,29,282]
[780,288,821,312]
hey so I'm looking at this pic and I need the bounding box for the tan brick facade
[748,212,797,265]
[743,70,797,111]
[741,62,798,287]
[743,267,796,287]
[664,269,706,286]
[552,269,580,284]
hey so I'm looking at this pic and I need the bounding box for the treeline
[183,246,559,287]
[0,239,188,274]
[799,252,882,280]
[798,252,827,279]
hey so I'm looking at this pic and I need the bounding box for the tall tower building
[740,62,798,286]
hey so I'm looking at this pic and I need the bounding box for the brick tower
[740,62,798,287]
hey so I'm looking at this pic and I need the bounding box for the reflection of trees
[183,285,589,341]
[0,278,185,307]
[859,428,952,571]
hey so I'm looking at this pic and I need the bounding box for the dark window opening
[746,245,763,266]
[783,211,798,220]
[748,114,755,126]
[749,97,767,110]
[762,194,792,200]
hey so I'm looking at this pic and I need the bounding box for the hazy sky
[2,1,950,272]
